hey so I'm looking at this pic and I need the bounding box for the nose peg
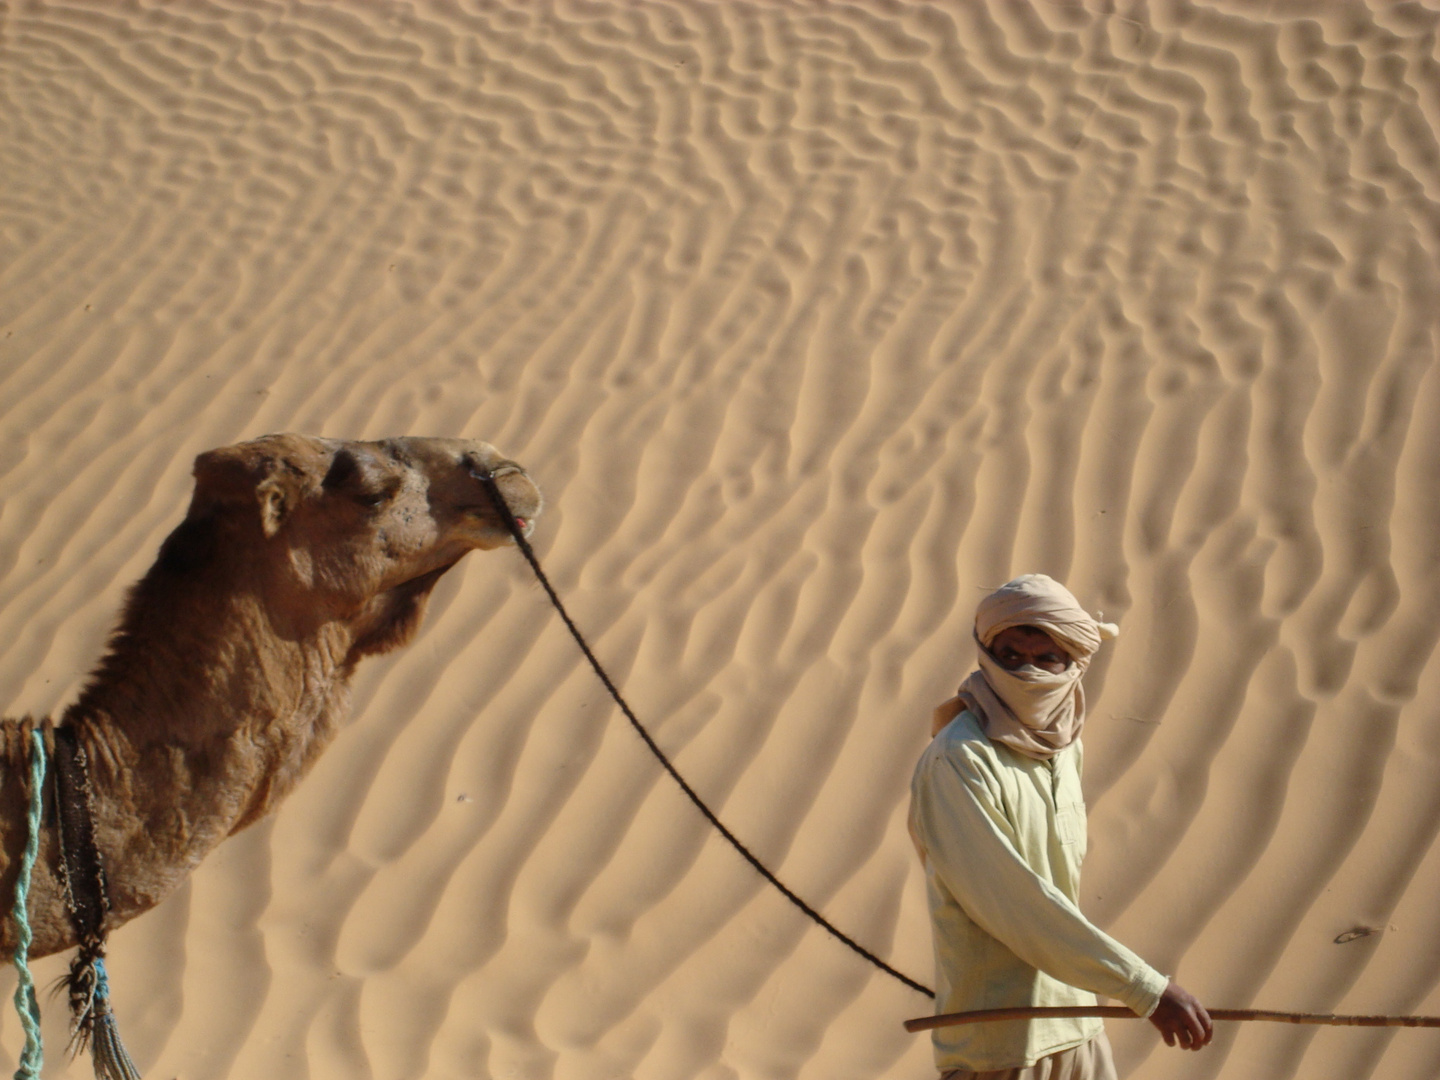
[468,463,530,542]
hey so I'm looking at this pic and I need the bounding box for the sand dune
[4,1,1440,1077]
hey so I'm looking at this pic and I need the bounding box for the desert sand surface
[3,1,1440,1077]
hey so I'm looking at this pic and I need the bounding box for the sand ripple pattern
[4,2,1440,1078]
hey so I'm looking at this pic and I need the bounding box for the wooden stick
[904,1006,1440,1033]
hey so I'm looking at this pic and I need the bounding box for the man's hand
[1149,980,1213,1050]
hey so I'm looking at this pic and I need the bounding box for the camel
[0,434,542,962]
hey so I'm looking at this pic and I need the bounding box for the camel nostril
[472,461,522,482]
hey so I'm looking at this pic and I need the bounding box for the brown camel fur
[0,434,542,961]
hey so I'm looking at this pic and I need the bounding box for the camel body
[0,434,541,959]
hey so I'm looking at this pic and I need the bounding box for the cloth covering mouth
[954,574,1119,760]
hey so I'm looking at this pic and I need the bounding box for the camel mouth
[464,461,539,541]
[458,506,534,540]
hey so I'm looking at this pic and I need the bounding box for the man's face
[988,625,1072,674]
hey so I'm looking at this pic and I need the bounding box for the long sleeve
[912,727,1168,1019]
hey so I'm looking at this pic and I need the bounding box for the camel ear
[256,474,292,537]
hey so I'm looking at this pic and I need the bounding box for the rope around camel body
[477,468,1440,1032]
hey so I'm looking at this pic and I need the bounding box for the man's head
[973,573,1118,668]
[950,574,1121,756]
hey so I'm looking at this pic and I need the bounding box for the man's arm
[913,744,1169,1017]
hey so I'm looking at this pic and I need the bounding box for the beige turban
[953,574,1118,760]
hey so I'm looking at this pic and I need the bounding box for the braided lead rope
[473,468,934,999]
[11,726,46,1080]
[473,469,1440,1034]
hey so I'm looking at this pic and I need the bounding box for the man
[910,574,1211,1079]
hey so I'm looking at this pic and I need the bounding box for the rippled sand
[4,2,1440,1078]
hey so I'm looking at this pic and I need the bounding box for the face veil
[956,575,1119,760]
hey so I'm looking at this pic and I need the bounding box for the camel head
[0,435,542,964]
[165,434,543,664]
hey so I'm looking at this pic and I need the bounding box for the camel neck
[56,577,357,924]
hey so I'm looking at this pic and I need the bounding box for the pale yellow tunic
[910,711,1168,1072]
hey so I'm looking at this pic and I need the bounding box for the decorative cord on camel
[11,726,46,1080]
[7,723,140,1080]
[50,724,141,1080]
[474,468,935,999]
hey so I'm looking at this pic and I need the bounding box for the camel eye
[324,448,400,509]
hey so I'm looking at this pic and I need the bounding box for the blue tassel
[66,954,140,1080]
